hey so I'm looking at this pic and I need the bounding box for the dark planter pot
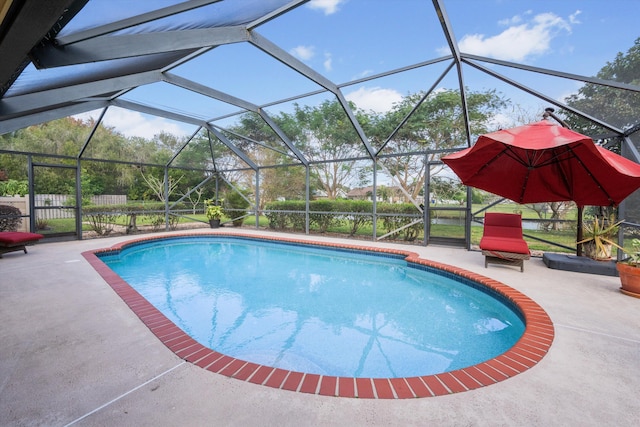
[209,219,221,229]
[616,262,640,298]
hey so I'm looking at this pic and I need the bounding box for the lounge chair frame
[0,232,44,258]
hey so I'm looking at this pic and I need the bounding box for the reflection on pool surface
[100,236,525,378]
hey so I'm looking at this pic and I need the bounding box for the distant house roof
[346,186,403,198]
[313,188,348,199]
[346,186,373,198]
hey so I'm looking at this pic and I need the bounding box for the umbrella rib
[518,167,531,204]
[550,147,574,202]
[507,147,537,204]
[535,146,574,168]
[570,150,616,206]
[504,146,555,168]
[533,145,614,206]
[470,147,512,176]
[511,146,572,169]
[504,146,569,203]
[540,146,615,205]
[502,146,530,166]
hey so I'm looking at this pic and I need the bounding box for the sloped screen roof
[0,0,638,167]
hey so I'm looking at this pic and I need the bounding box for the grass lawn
[36,218,90,234]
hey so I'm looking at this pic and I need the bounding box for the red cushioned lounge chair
[0,231,44,258]
[479,213,530,272]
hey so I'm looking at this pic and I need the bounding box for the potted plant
[617,238,640,298]
[204,199,223,228]
[577,214,623,261]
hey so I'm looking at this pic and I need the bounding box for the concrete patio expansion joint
[555,323,640,343]
[63,361,187,427]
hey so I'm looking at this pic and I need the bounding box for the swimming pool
[85,232,554,398]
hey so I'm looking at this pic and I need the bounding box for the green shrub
[0,179,28,197]
[264,201,305,230]
[131,202,185,231]
[290,211,307,231]
[35,217,49,231]
[309,200,341,233]
[82,202,188,234]
[82,205,122,235]
[265,209,288,229]
[224,190,251,227]
[335,200,373,236]
[379,203,423,241]
[143,213,179,231]
[265,199,423,239]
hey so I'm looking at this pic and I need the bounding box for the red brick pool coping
[82,232,554,399]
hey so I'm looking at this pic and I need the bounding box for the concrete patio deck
[1,228,639,426]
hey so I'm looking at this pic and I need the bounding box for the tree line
[0,88,505,206]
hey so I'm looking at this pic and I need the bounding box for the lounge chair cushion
[0,231,44,246]
[480,213,530,254]
[479,235,530,255]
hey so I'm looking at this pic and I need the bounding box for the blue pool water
[100,236,525,378]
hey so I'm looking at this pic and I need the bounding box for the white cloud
[345,86,403,114]
[323,53,333,72]
[442,11,575,62]
[290,45,315,61]
[569,10,581,24]
[486,113,515,131]
[307,0,344,15]
[75,108,188,139]
[498,15,522,26]
[351,69,373,81]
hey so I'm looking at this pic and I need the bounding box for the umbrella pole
[576,205,583,256]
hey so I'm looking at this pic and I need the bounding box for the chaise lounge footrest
[0,232,45,258]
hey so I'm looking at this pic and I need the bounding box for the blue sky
[76,0,639,138]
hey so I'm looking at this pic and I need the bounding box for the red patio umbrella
[442,119,640,255]
[442,119,640,207]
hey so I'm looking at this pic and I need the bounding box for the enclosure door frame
[28,156,81,240]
